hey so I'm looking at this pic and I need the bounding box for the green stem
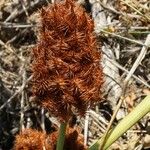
[89,95,150,150]
[56,122,67,150]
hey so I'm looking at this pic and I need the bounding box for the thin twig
[84,111,90,145]
[102,51,150,88]
[118,26,150,30]
[88,110,108,127]
[45,114,60,127]
[19,0,29,17]
[100,96,125,150]
[0,39,22,60]
[0,22,37,28]
[20,63,26,131]
[125,34,150,82]
[26,117,32,128]
[0,75,32,111]
[99,29,150,47]
[41,108,45,131]
[0,39,15,53]
[112,60,150,88]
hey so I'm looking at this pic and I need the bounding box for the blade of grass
[56,122,67,150]
[89,95,150,150]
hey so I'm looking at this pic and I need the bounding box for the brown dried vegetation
[32,0,103,121]
[13,129,50,150]
[13,128,87,150]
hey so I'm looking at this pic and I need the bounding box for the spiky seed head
[32,0,103,121]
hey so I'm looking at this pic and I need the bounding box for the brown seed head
[32,0,103,121]
[13,129,50,150]
[13,128,87,150]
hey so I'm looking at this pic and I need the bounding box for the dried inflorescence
[13,128,87,150]
[32,0,103,121]
[13,128,50,150]
[47,128,87,150]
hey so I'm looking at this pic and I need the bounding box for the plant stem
[100,96,124,149]
[89,95,150,150]
[56,122,67,150]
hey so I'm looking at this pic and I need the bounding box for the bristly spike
[13,129,51,150]
[32,0,103,121]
